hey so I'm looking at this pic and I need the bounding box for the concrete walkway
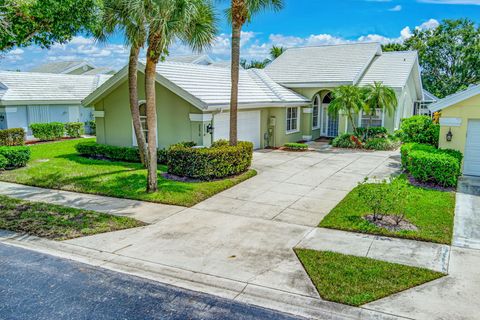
[1,149,478,319]
[452,176,480,249]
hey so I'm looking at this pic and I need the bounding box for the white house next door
[464,119,480,176]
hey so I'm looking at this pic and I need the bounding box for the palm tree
[240,58,270,69]
[96,0,148,165]
[269,45,285,60]
[228,0,284,146]
[329,85,365,134]
[364,81,397,129]
[142,0,217,192]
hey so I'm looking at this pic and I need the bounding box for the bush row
[30,122,85,141]
[0,146,31,169]
[401,143,462,187]
[284,143,308,151]
[332,129,399,151]
[0,128,25,146]
[74,141,197,165]
[167,140,253,180]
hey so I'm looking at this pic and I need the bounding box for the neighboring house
[166,54,213,65]
[428,84,480,177]
[0,71,111,135]
[29,60,115,75]
[84,42,424,149]
[414,90,438,116]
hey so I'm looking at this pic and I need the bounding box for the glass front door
[320,104,339,137]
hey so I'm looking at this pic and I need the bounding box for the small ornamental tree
[357,178,390,222]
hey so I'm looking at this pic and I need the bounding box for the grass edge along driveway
[0,139,256,207]
[295,249,445,307]
[319,179,455,244]
[0,194,145,240]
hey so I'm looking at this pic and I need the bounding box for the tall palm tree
[96,0,148,165]
[269,45,285,60]
[142,0,217,192]
[329,85,365,134]
[364,81,397,129]
[228,0,284,146]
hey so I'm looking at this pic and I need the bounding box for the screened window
[360,109,383,128]
[312,96,320,129]
[286,107,299,133]
[139,103,148,142]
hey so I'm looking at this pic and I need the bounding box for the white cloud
[10,48,24,55]
[416,18,440,30]
[418,0,480,4]
[388,5,403,11]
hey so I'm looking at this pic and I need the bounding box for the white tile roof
[428,84,480,113]
[265,43,382,86]
[0,71,111,105]
[166,54,213,65]
[153,62,309,109]
[358,51,418,88]
[29,60,95,74]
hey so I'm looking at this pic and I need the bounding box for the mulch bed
[407,175,456,192]
[364,214,418,232]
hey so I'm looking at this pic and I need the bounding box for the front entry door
[320,104,339,137]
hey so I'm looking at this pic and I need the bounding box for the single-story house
[29,60,115,75]
[0,71,111,134]
[428,84,480,176]
[84,42,425,149]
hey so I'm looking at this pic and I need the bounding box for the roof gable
[30,60,96,74]
[264,42,382,87]
[428,85,480,112]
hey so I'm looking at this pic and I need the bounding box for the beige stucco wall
[438,94,480,154]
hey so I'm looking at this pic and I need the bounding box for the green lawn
[295,249,444,306]
[0,195,144,240]
[0,139,256,207]
[319,179,455,244]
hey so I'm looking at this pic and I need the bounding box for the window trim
[358,108,384,128]
[312,95,320,130]
[286,106,300,134]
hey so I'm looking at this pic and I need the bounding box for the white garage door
[464,120,480,176]
[214,111,261,149]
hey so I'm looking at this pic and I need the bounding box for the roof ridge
[249,69,289,101]
[285,42,380,51]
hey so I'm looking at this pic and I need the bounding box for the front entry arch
[316,91,338,137]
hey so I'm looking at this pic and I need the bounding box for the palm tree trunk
[229,19,241,146]
[128,45,147,166]
[145,54,158,193]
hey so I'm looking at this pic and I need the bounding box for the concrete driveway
[65,149,401,300]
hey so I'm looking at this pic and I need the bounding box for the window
[360,109,383,128]
[312,96,320,129]
[286,107,299,133]
[322,92,333,104]
[139,102,148,142]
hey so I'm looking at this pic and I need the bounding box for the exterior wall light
[446,128,453,142]
[206,123,214,134]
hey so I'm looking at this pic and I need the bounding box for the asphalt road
[0,243,302,320]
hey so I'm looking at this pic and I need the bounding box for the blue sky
[1,0,479,72]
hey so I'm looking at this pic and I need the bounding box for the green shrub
[407,151,460,187]
[0,146,31,168]
[332,133,356,148]
[75,141,168,164]
[0,154,7,169]
[211,139,229,148]
[65,122,85,138]
[400,116,440,146]
[30,122,64,141]
[0,128,25,146]
[167,141,253,180]
[364,137,400,151]
[171,141,197,148]
[401,143,462,187]
[355,127,388,139]
[284,142,308,150]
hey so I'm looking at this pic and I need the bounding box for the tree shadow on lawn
[55,153,144,169]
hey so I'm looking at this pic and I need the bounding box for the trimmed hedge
[167,141,253,180]
[65,122,85,138]
[30,122,64,141]
[401,143,462,187]
[400,116,440,147]
[0,146,31,168]
[284,142,308,150]
[0,154,7,169]
[75,141,169,164]
[0,128,25,146]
